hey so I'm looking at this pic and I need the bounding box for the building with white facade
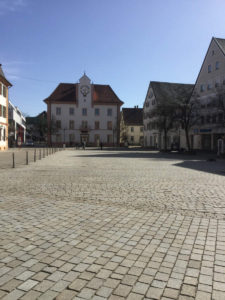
[8,101,26,147]
[191,37,225,151]
[44,74,123,146]
[120,107,143,146]
[0,64,12,151]
[143,81,194,149]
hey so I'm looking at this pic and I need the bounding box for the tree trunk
[185,127,191,151]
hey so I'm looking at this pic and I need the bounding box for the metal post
[43,148,45,158]
[26,151,28,165]
[12,153,15,168]
[47,148,48,156]
[34,149,36,162]
[39,149,41,160]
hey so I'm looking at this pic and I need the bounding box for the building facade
[143,81,194,149]
[191,37,225,151]
[0,64,12,151]
[120,107,143,146]
[44,74,123,146]
[8,101,26,147]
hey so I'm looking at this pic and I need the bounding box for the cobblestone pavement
[1,149,225,299]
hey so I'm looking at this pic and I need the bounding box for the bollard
[39,149,41,160]
[43,148,45,158]
[12,153,15,168]
[26,151,28,165]
[34,149,36,162]
[47,148,48,156]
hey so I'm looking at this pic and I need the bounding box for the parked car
[25,140,34,147]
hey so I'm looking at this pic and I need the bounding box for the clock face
[80,85,90,96]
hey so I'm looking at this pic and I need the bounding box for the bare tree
[174,88,201,151]
[150,100,177,151]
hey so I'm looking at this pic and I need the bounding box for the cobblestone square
[1,149,225,299]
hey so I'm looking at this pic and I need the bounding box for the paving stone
[17,279,38,291]
[68,278,87,291]
[113,284,132,297]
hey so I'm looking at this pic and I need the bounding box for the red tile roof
[44,83,123,106]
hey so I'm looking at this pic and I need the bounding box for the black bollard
[12,153,15,168]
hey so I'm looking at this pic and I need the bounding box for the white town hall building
[44,74,123,146]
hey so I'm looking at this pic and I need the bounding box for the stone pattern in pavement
[0,150,225,299]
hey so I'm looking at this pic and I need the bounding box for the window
[107,121,112,130]
[56,134,61,142]
[215,81,219,88]
[107,108,112,116]
[218,113,223,123]
[94,134,100,143]
[3,128,5,141]
[69,107,74,115]
[131,136,134,142]
[95,108,100,116]
[0,83,2,95]
[200,84,205,92]
[131,127,134,132]
[82,120,88,129]
[82,108,87,116]
[3,106,5,117]
[0,105,2,117]
[212,50,215,56]
[95,121,100,129]
[69,120,74,129]
[201,116,204,125]
[2,85,6,97]
[212,115,217,123]
[107,134,113,143]
[69,134,75,142]
[140,127,143,132]
[206,115,211,123]
[207,83,212,90]
[208,65,212,73]
[216,61,219,70]
[56,107,61,115]
[56,120,61,129]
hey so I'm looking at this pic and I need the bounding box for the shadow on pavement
[73,150,225,176]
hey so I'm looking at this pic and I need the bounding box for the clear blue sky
[1,0,225,116]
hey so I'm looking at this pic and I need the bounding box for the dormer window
[212,50,215,56]
[208,65,212,73]
[216,61,219,70]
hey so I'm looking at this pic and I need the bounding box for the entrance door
[80,134,89,145]
[202,134,211,150]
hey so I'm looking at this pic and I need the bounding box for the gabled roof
[122,108,143,126]
[92,84,123,105]
[150,81,194,102]
[44,83,123,106]
[44,83,76,103]
[0,64,12,87]
[214,37,225,56]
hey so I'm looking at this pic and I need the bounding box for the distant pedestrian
[83,141,86,150]
[100,142,103,150]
